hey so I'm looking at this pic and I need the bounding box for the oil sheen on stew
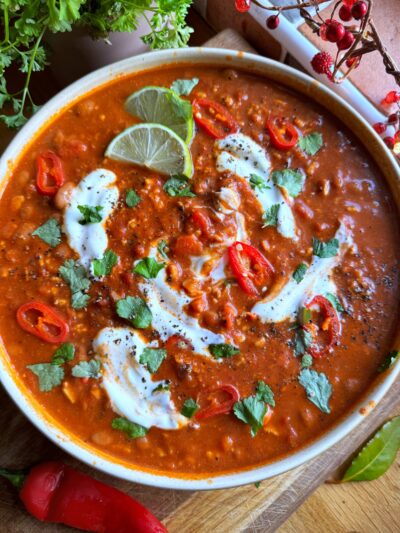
[0,65,399,476]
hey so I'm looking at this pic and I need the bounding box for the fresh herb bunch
[0,0,193,128]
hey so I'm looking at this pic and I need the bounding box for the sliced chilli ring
[304,295,340,358]
[16,301,69,344]
[192,98,239,139]
[196,384,240,420]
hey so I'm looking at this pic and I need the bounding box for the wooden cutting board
[0,29,399,533]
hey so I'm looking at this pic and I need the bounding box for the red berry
[311,52,334,75]
[381,91,400,105]
[266,15,280,30]
[388,113,399,124]
[383,136,395,149]
[339,5,352,21]
[351,1,367,20]
[373,122,387,135]
[235,0,251,12]
[325,20,345,42]
[337,30,355,50]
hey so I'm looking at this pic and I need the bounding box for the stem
[252,0,330,11]
[3,5,9,43]
[0,468,27,490]
[19,27,45,116]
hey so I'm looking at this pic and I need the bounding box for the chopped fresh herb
[378,350,400,372]
[249,173,270,191]
[325,292,344,312]
[167,92,193,121]
[77,205,103,224]
[111,417,148,439]
[301,354,313,368]
[139,347,167,374]
[71,359,101,379]
[27,363,64,392]
[163,175,196,197]
[181,398,199,418]
[297,132,323,156]
[294,326,312,356]
[254,481,262,488]
[298,306,312,326]
[255,381,275,407]
[153,382,170,393]
[126,189,141,208]
[32,218,61,248]
[233,395,267,437]
[262,204,280,227]
[170,77,199,96]
[209,343,240,359]
[157,239,169,260]
[298,368,332,414]
[92,250,118,277]
[342,416,400,482]
[116,296,152,329]
[293,263,308,284]
[59,259,91,309]
[133,257,164,279]
[271,168,305,197]
[312,237,339,258]
[52,343,75,365]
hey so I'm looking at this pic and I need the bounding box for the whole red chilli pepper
[0,461,167,533]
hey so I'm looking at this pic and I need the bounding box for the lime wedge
[105,123,194,177]
[125,86,194,144]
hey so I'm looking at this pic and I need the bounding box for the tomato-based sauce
[0,65,399,476]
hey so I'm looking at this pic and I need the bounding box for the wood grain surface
[0,27,399,533]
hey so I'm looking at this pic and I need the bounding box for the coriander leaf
[233,396,267,437]
[254,481,261,489]
[298,307,312,326]
[116,296,152,329]
[163,175,195,197]
[112,417,148,439]
[312,237,339,258]
[52,343,75,365]
[250,173,270,191]
[139,347,167,374]
[342,416,400,482]
[301,354,313,368]
[77,205,103,224]
[378,350,399,372]
[209,343,239,359]
[72,359,101,379]
[294,327,312,356]
[32,218,61,248]
[166,92,193,121]
[298,368,332,414]
[133,257,164,279]
[325,292,344,312]
[153,382,170,393]
[126,189,141,208]
[262,204,280,227]
[181,398,199,418]
[157,240,169,260]
[28,363,64,392]
[297,132,323,156]
[59,259,91,310]
[293,263,308,284]
[92,250,118,277]
[171,77,199,96]
[255,381,275,407]
[272,168,305,197]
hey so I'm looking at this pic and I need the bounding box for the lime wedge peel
[105,123,194,178]
[125,86,194,145]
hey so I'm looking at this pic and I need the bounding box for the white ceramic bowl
[0,48,399,490]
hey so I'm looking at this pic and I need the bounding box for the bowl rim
[0,46,399,491]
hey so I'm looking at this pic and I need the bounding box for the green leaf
[77,205,103,224]
[342,417,400,482]
[116,296,152,329]
[92,250,118,277]
[170,77,199,96]
[255,381,275,407]
[153,382,170,393]
[181,398,199,418]
[233,396,267,437]
[163,175,195,197]
[52,343,75,365]
[293,263,307,284]
[378,350,400,372]
[166,92,193,121]
[112,417,148,439]
[249,173,270,191]
[301,354,313,368]
[209,343,239,360]
[294,326,312,356]
[0,468,27,490]
[133,257,164,279]
[28,364,64,392]
[272,169,305,197]
[298,368,332,414]
[126,189,141,207]
[59,259,91,309]
[139,347,167,374]
[298,306,312,326]
[254,481,261,489]
[72,359,101,379]
[157,239,169,260]
[312,237,339,258]
[262,204,280,227]
[325,292,344,312]
[297,132,323,156]
[32,218,61,248]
